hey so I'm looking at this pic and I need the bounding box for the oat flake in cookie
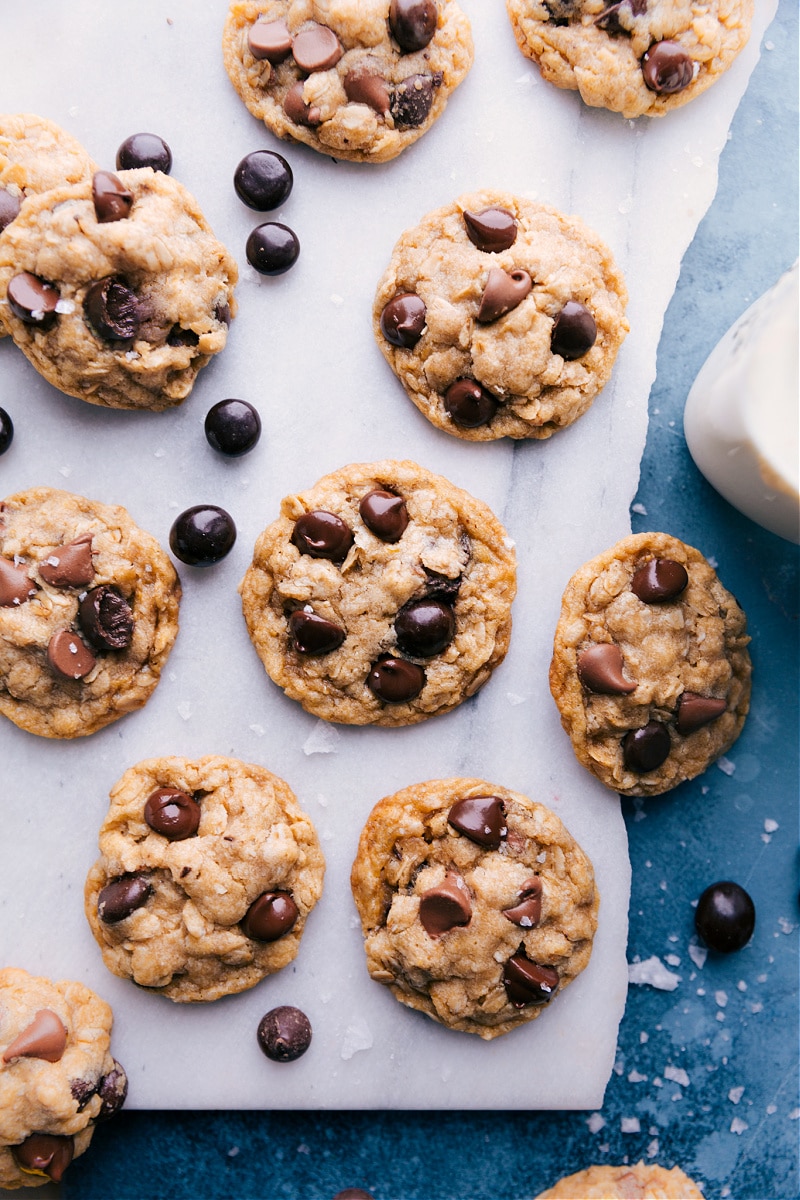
[84,757,325,1003]
[239,460,516,726]
[0,168,237,411]
[0,487,180,738]
[222,0,473,164]
[534,1160,705,1198]
[549,532,751,797]
[0,967,127,1190]
[373,190,628,440]
[351,778,598,1038]
[506,0,753,119]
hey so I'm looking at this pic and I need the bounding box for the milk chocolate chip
[419,872,472,937]
[242,892,299,941]
[463,207,517,253]
[12,1134,74,1183]
[0,188,22,233]
[631,557,688,603]
[477,267,532,323]
[39,533,94,587]
[379,293,427,348]
[503,954,559,1006]
[676,692,727,734]
[292,24,343,73]
[359,490,409,541]
[502,877,543,928]
[0,557,36,607]
[78,585,134,651]
[283,82,322,127]
[47,630,96,680]
[288,608,346,655]
[2,1010,67,1064]
[7,272,59,327]
[98,874,152,924]
[577,643,636,694]
[291,510,353,562]
[248,17,292,62]
[642,40,695,94]
[144,787,201,841]
[447,795,507,849]
[92,171,133,223]
[344,70,391,115]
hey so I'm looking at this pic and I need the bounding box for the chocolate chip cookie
[84,756,325,1003]
[350,778,598,1038]
[506,0,753,118]
[222,0,473,163]
[0,487,180,738]
[0,168,237,410]
[535,1161,705,1199]
[0,967,127,1191]
[549,532,751,797]
[373,190,628,440]
[239,459,516,725]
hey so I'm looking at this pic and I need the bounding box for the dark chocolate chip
[477,267,532,323]
[234,151,293,212]
[242,892,299,941]
[39,533,94,587]
[91,171,134,223]
[503,954,559,1006]
[333,1191,375,1200]
[676,691,728,734]
[0,557,36,607]
[2,1010,67,1064]
[550,301,597,359]
[419,872,472,937]
[595,0,646,34]
[642,40,695,94]
[366,656,425,702]
[6,272,59,327]
[630,557,688,603]
[443,378,498,428]
[344,70,391,115]
[12,1134,74,1183]
[622,721,671,772]
[97,874,152,924]
[78,585,134,651]
[70,1078,97,1112]
[463,207,517,252]
[577,643,637,694]
[359,490,409,541]
[695,881,755,953]
[246,222,300,275]
[283,82,323,127]
[390,73,438,127]
[95,1061,128,1120]
[116,132,172,173]
[205,399,262,457]
[83,277,140,342]
[215,301,232,327]
[47,630,96,680]
[395,597,455,657]
[169,505,236,566]
[288,608,346,655]
[257,1006,312,1062]
[502,877,543,928]
[144,787,201,841]
[447,795,507,849]
[0,187,22,233]
[292,23,343,72]
[0,407,12,456]
[248,17,293,62]
[389,0,438,51]
[166,325,199,347]
[292,510,353,562]
[379,293,427,348]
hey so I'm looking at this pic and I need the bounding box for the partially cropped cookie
[240,459,516,725]
[535,1161,705,1198]
[373,190,628,440]
[0,487,180,738]
[549,532,751,797]
[0,967,127,1191]
[506,0,753,118]
[0,168,237,410]
[351,778,598,1038]
[0,113,96,235]
[222,0,473,163]
[84,756,325,1002]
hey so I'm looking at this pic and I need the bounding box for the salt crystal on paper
[506,693,527,705]
[665,954,681,967]
[303,722,341,755]
[790,1109,800,1120]
[249,724,265,735]
[766,1104,777,1115]
[628,1070,648,1083]
[764,818,779,832]
[621,1117,641,1133]
[647,1138,659,1158]
[715,991,728,1008]
[664,1066,690,1087]
[640,1032,649,1044]
[778,917,797,934]
[628,956,681,991]
[330,294,344,306]
[716,756,736,776]
[317,793,329,808]
[730,1118,748,1135]
[340,1019,373,1060]
[587,1113,606,1134]
[688,943,708,969]
[631,502,647,515]
[729,1086,745,1104]
[177,701,192,721]
[227,1147,239,1158]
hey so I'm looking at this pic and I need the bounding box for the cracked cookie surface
[535,1160,705,1198]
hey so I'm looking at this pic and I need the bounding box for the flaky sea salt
[716,756,736,776]
[764,818,779,833]
[621,1117,641,1133]
[730,1118,748,1135]
[303,721,341,755]
[688,942,708,969]
[729,1086,745,1104]
[664,1066,690,1088]
[587,1113,606,1134]
[715,991,728,1008]
[341,1019,373,1060]
[628,956,680,991]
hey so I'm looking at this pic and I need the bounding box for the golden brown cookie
[549,532,751,796]
[351,778,598,1038]
[534,1160,705,1198]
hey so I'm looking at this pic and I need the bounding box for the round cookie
[0,967,127,1190]
[239,459,517,726]
[534,1161,705,1198]
[0,168,237,411]
[84,756,325,1003]
[0,486,180,739]
[506,0,753,119]
[350,778,598,1038]
[373,190,628,440]
[549,531,751,797]
[222,0,473,164]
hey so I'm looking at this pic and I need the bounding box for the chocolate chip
[359,490,409,541]
[0,187,22,233]
[288,608,346,655]
[502,878,543,928]
[447,795,507,849]
[116,132,172,173]
[283,82,323,127]
[166,325,199,347]
[248,17,293,62]
[419,872,472,937]
[577,643,636,694]
[292,511,353,562]
[695,881,755,952]
[2,1010,67,1064]
[477,267,532,323]
[676,691,727,734]
[443,378,498,428]
[0,557,36,607]
[642,40,695,94]
[144,787,201,841]
[70,1078,97,1112]
[242,892,299,941]
[550,301,597,359]
[12,1134,74,1183]
[39,533,94,587]
[595,0,647,34]
[97,874,152,924]
[234,151,293,212]
[0,407,12,456]
[395,598,455,657]
[92,171,133,223]
[83,277,140,343]
[389,0,438,51]
[246,222,300,275]
[95,1061,128,1120]
[169,505,237,566]
[292,23,343,72]
[333,1192,375,1200]
[503,954,559,1006]
[215,301,232,327]
[47,630,96,680]
[257,1005,312,1062]
[7,272,59,327]
[390,74,438,127]
[379,293,427,348]
[78,585,134,651]
[622,721,671,772]
[463,207,517,253]
[366,656,425,702]
[630,557,688,603]
[344,70,391,115]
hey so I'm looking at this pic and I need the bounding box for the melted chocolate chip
[419,872,472,937]
[642,40,695,94]
[97,874,152,924]
[447,795,507,849]
[359,490,409,541]
[344,70,391,115]
[463,207,517,253]
[595,0,646,34]
[83,277,140,342]
[366,657,425,702]
[248,17,293,62]
[443,378,498,428]
[288,608,346,655]
[694,881,755,952]
[7,272,59,327]
[390,73,438,127]
[2,1010,67,1064]
[292,23,343,72]
[502,878,543,928]
[95,1061,128,1120]
[503,954,559,1006]
[70,1078,97,1112]
[622,721,671,772]
[283,82,322,127]
[550,301,597,359]
[395,597,455,657]
[47,630,96,680]
[389,0,438,52]
[630,557,688,603]
[676,692,727,734]
[577,643,637,694]
[292,511,353,562]
[78,585,134,651]
[477,267,532,323]
[12,1134,74,1183]
[257,1006,313,1062]
[0,557,36,607]
[379,293,427,348]
[39,534,94,587]
[0,188,22,233]
[144,787,201,841]
[92,171,134,223]
[242,892,299,941]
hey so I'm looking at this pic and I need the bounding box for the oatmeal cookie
[535,1160,705,1198]
[373,190,628,440]
[506,0,753,118]
[0,486,180,738]
[0,168,237,410]
[549,532,751,797]
[351,778,598,1038]
[0,967,127,1190]
[222,0,473,163]
[84,756,325,1003]
[239,459,516,725]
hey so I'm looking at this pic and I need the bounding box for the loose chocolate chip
[2,1010,67,1064]
[359,490,409,541]
[379,293,427,349]
[257,1006,313,1062]
[292,511,353,562]
[116,132,172,173]
[447,795,507,849]
[367,657,425,702]
[242,892,299,941]
[78,585,134,651]
[288,608,346,655]
[395,597,455,657]
[390,74,437,127]
[443,378,498,428]
[333,1191,375,1200]
[463,207,517,253]
[577,643,636,694]
[695,881,755,953]
[12,1134,74,1183]
[0,187,22,233]
[70,1078,97,1112]
[83,277,140,342]
[144,787,201,841]
[283,82,323,127]
[503,954,559,1007]
[95,1061,128,1120]
[234,151,293,212]
[7,272,59,327]
[676,691,728,734]
[419,872,472,937]
[91,171,134,223]
[630,557,688,603]
[246,222,300,275]
[550,301,597,359]
[0,557,35,607]
[169,505,237,566]
[389,0,438,51]
[477,267,532,323]
[503,877,543,928]
[622,721,671,772]
[292,23,343,72]
[344,70,391,115]
[47,630,96,680]
[642,40,695,94]
[39,533,94,587]
[248,17,293,62]
[97,874,152,924]
[0,407,12,456]
[205,398,262,457]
